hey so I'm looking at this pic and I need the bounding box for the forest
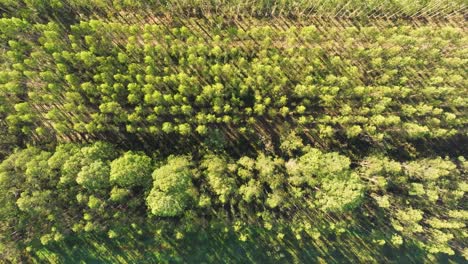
[0,0,467,263]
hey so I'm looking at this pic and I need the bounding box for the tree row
[1,18,466,158]
[1,142,466,260]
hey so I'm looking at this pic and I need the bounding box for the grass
[28,223,464,264]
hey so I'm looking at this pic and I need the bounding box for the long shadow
[31,222,465,263]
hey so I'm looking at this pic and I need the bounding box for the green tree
[147,156,195,217]
[76,161,110,190]
[110,151,153,188]
[201,154,236,203]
